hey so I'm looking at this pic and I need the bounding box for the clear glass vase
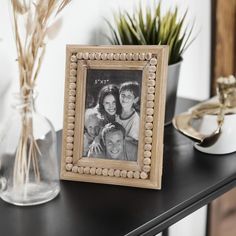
[0,91,60,206]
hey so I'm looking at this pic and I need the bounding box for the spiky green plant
[105,1,195,65]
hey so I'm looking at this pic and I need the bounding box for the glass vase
[0,91,60,206]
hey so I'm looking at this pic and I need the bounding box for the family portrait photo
[83,69,143,162]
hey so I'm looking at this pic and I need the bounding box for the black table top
[0,98,236,236]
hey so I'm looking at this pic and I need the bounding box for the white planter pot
[165,60,182,124]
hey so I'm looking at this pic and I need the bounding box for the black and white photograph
[83,69,142,161]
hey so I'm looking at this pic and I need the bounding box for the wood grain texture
[211,0,236,95]
[209,0,236,235]
[208,188,236,236]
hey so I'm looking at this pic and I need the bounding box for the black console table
[0,98,235,236]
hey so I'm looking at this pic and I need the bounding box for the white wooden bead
[76,52,83,59]
[108,169,114,177]
[147,94,155,101]
[144,150,151,158]
[145,137,152,144]
[132,53,139,60]
[120,53,126,60]
[90,167,96,175]
[133,171,140,179]
[150,57,158,65]
[147,80,155,86]
[145,53,152,60]
[78,166,84,174]
[107,53,114,60]
[145,130,153,137]
[66,136,74,143]
[69,90,76,96]
[145,122,153,130]
[146,108,154,115]
[143,165,151,173]
[149,66,157,73]
[114,53,120,60]
[101,53,108,60]
[146,115,154,123]
[69,76,76,83]
[96,168,102,175]
[68,96,76,102]
[68,109,75,116]
[67,123,75,130]
[127,171,133,178]
[147,86,155,94]
[68,116,75,123]
[67,129,74,136]
[139,53,145,60]
[114,169,120,177]
[147,101,154,108]
[143,157,151,165]
[72,166,78,173]
[66,163,73,171]
[66,156,73,163]
[70,55,77,62]
[144,144,152,151]
[70,63,77,69]
[66,150,73,156]
[126,53,133,60]
[69,83,76,90]
[70,69,77,76]
[89,53,95,60]
[149,73,156,79]
[66,143,73,150]
[120,170,127,178]
[140,171,148,179]
[83,52,89,60]
[102,168,108,176]
[84,166,90,174]
[68,103,76,109]
[95,52,101,60]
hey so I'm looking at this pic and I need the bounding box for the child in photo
[83,110,102,156]
[95,84,122,124]
[116,81,140,142]
[86,84,122,154]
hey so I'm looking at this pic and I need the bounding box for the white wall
[0,1,210,235]
[0,0,211,131]
[169,206,207,236]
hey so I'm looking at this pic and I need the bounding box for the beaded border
[64,52,158,180]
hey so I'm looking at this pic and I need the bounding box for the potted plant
[105,1,194,124]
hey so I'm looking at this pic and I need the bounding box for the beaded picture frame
[61,45,168,189]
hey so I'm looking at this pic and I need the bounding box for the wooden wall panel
[209,1,236,236]
[211,0,236,95]
[208,188,236,236]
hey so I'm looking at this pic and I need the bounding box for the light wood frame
[61,45,168,189]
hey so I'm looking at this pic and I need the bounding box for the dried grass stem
[11,0,71,188]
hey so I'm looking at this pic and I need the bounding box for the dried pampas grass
[10,0,71,187]
[11,0,71,91]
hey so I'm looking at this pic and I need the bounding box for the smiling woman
[96,84,122,123]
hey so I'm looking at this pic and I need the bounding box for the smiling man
[101,122,137,161]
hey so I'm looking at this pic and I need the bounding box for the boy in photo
[116,81,140,142]
[83,111,102,156]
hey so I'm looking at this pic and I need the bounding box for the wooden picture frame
[61,45,168,189]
